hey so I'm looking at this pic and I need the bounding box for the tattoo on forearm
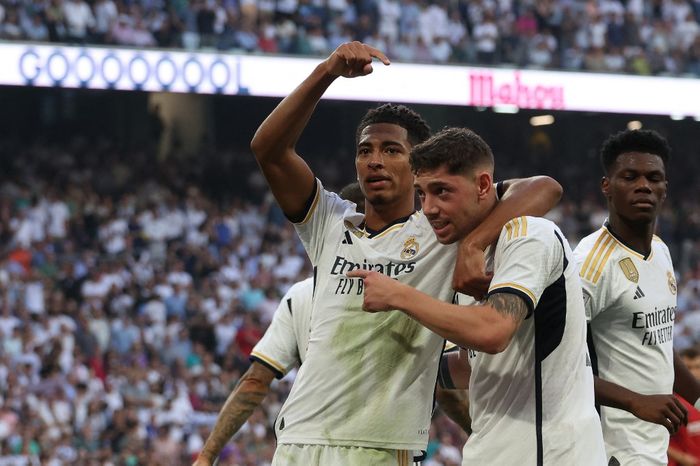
[200,369,272,460]
[486,293,528,322]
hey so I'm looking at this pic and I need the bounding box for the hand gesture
[629,393,688,434]
[324,41,391,78]
[452,242,493,300]
[347,269,402,312]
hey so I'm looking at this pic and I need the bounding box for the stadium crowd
[1,0,700,75]
[0,132,698,465]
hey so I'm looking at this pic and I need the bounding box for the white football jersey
[460,216,606,466]
[275,180,455,450]
[250,277,314,377]
[574,221,677,466]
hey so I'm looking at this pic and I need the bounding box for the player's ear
[477,171,492,199]
[600,176,610,197]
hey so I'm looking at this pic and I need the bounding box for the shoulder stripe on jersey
[579,231,608,278]
[504,216,528,240]
[505,221,513,240]
[652,235,664,244]
[286,297,293,315]
[592,241,617,284]
[294,179,321,225]
[580,232,616,284]
[584,235,614,282]
[250,351,286,375]
[489,282,537,308]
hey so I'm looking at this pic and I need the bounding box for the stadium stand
[0,126,698,464]
[0,0,699,75]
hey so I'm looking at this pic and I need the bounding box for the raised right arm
[250,42,389,221]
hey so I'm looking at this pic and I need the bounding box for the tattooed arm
[193,362,276,466]
[348,269,529,354]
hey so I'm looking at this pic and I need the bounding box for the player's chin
[624,209,658,224]
[432,225,458,245]
[366,192,390,205]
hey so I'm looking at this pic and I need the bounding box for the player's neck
[606,215,655,257]
[363,200,415,232]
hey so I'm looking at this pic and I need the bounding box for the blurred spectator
[1,0,700,76]
[0,127,698,465]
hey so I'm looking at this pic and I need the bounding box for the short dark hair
[338,181,365,213]
[600,129,671,175]
[356,104,431,147]
[681,346,700,360]
[410,127,494,175]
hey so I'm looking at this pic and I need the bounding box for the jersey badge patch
[618,258,639,283]
[401,237,419,259]
[668,271,677,295]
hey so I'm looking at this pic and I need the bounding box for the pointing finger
[365,45,391,65]
[347,269,369,278]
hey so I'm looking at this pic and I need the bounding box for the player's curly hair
[410,127,494,175]
[355,104,431,147]
[600,129,671,175]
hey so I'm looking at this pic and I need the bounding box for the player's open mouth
[366,177,390,188]
[430,220,449,234]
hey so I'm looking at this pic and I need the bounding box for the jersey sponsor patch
[618,257,639,283]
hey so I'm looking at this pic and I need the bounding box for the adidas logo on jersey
[342,231,353,245]
[633,286,645,300]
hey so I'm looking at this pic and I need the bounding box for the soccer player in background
[573,129,700,465]
[350,127,606,465]
[250,41,562,465]
[192,277,314,466]
[668,347,700,466]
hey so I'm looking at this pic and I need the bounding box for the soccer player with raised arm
[250,41,563,465]
[350,127,606,465]
[192,184,471,466]
[573,129,700,466]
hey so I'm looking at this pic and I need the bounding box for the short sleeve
[487,217,564,316]
[250,285,304,378]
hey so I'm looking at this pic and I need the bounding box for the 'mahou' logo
[401,237,419,259]
[668,271,677,295]
[618,258,639,283]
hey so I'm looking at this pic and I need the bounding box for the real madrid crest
[401,237,419,259]
[618,258,639,283]
[668,271,677,295]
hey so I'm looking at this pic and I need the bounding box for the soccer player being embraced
[350,127,606,465]
[250,41,563,465]
[192,184,473,465]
